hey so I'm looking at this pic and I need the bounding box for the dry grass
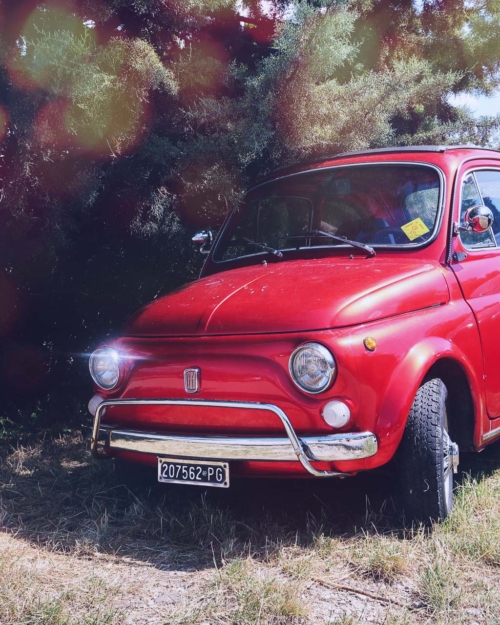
[349,534,411,583]
[438,472,500,565]
[0,548,122,625]
[0,433,246,565]
[170,558,308,625]
[2,434,500,624]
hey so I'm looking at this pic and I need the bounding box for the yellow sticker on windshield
[401,218,430,241]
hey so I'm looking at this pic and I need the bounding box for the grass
[0,550,121,625]
[172,558,308,624]
[349,534,410,583]
[2,434,500,624]
[438,472,500,565]
[418,556,459,614]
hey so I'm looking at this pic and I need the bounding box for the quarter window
[460,173,496,249]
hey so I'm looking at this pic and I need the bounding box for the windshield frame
[212,161,446,265]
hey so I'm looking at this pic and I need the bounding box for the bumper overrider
[90,397,378,478]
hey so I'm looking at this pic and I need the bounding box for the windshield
[213,164,442,262]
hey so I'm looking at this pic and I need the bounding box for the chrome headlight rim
[89,347,121,391]
[289,342,336,394]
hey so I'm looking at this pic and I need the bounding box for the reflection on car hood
[125,258,450,336]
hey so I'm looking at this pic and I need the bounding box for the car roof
[252,145,500,190]
[324,145,499,159]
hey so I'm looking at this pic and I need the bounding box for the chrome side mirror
[192,230,213,254]
[454,205,494,235]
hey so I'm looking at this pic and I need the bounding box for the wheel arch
[424,358,476,451]
[376,337,484,457]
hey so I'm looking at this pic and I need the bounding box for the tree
[0,0,499,431]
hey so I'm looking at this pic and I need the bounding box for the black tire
[397,378,458,524]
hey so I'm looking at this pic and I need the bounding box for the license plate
[157,457,229,488]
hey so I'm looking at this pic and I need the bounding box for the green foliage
[1,0,500,433]
[14,27,176,152]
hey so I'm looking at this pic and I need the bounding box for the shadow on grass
[459,440,500,479]
[1,431,500,573]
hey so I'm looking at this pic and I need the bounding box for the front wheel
[397,378,459,523]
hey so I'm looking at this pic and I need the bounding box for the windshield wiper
[299,230,376,257]
[237,237,283,259]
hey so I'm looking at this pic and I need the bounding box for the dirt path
[0,532,207,624]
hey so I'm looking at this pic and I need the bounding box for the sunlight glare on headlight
[89,347,120,390]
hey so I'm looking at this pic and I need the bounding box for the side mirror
[192,230,213,254]
[455,205,494,235]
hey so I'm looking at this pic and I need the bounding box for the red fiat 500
[89,145,500,522]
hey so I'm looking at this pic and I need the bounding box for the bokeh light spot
[177,36,228,99]
[8,3,96,93]
[0,106,9,142]
[34,99,74,149]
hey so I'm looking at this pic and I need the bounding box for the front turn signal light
[322,400,351,428]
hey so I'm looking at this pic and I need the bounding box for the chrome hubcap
[443,428,459,511]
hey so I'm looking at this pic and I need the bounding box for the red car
[89,145,500,522]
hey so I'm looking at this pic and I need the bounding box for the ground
[1,432,500,625]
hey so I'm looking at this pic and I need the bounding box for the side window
[475,171,500,244]
[460,173,496,249]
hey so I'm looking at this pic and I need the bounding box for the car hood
[125,258,450,336]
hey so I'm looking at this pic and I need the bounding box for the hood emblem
[184,367,201,394]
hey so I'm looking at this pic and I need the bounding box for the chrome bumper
[91,398,378,478]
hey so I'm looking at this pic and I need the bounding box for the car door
[451,164,500,418]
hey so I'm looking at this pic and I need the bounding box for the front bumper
[91,397,378,478]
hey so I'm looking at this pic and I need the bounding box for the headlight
[289,343,336,394]
[89,347,120,390]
